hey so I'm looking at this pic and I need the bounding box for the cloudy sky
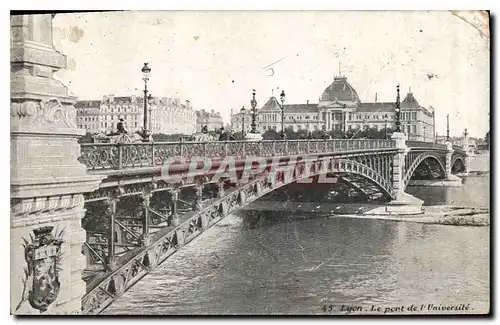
[52,11,489,138]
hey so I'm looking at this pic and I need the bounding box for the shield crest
[16,226,64,313]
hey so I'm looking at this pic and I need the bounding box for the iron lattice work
[79,139,396,170]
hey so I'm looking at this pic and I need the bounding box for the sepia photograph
[9,9,490,316]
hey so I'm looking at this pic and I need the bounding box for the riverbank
[239,200,489,227]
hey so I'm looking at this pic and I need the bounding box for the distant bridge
[77,138,469,314]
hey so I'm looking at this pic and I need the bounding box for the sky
[52,11,489,138]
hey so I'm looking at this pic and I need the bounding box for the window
[412,112,417,120]
[348,114,352,121]
[412,125,417,134]
[357,115,362,120]
[322,112,326,121]
[305,116,310,120]
[314,125,318,130]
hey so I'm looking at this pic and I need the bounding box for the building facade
[256,75,436,141]
[195,109,224,133]
[75,94,197,135]
[230,109,252,134]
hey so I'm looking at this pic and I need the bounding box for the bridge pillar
[445,141,464,183]
[445,141,453,179]
[217,181,225,198]
[195,184,204,211]
[10,14,105,314]
[169,189,180,226]
[384,133,423,215]
[462,139,471,176]
[105,197,117,272]
[140,191,152,246]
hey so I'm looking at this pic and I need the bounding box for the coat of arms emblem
[16,226,65,313]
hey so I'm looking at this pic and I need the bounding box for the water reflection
[406,173,489,207]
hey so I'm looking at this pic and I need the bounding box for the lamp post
[446,114,450,141]
[250,89,258,133]
[423,126,426,142]
[148,93,153,132]
[280,90,286,139]
[240,106,246,138]
[395,84,401,133]
[141,62,151,140]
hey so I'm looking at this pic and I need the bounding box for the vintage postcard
[10,10,490,316]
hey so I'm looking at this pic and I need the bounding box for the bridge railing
[407,141,448,151]
[80,139,396,170]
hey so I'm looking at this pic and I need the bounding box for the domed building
[231,74,436,142]
[317,76,361,132]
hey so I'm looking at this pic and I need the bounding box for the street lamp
[280,90,286,139]
[250,89,258,133]
[141,62,151,141]
[395,84,401,133]
[148,93,153,132]
[240,106,246,138]
[446,114,450,141]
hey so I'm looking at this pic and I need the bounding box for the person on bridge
[117,118,127,134]
[218,127,229,141]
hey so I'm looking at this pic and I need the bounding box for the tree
[262,129,281,140]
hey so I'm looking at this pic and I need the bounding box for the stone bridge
[9,13,471,316]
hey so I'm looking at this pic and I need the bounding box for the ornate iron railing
[80,139,396,171]
[407,141,448,151]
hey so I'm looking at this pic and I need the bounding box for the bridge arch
[237,158,395,205]
[404,153,446,188]
[451,156,466,173]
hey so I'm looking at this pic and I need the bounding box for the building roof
[283,103,318,113]
[357,102,396,113]
[260,96,282,112]
[75,100,101,108]
[401,92,421,108]
[111,96,132,103]
[320,76,361,103]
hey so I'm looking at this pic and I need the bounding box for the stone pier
[381,132,423,215]
[10,14,104,314]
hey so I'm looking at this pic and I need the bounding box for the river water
[103,174,490,315]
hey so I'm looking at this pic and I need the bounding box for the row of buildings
[230,75,436,142]
[76,75,436,141]
[75,95,224,135]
